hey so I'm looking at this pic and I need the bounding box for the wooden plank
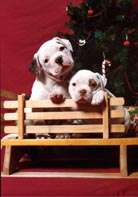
[111,110,124,118]
[25,124,124,134]
[4,112,17,120]
[4,109,124,121]
[26,111,103,120]
[3,98,124,109]
[4,125,102,133]
[1,137,138,146]
[110,97,124,106]
[3,146,12,175]
[17,95,25,139]
[31,124,124,133]
[120,145,128,176]
[26,99,77,108]
[103,94,109,138]
[4,99,77,109]
[3,146,26,175]
[4,124,125,134]
[3,101,17,109]
[26,98,125,108]
[2,171,138,178]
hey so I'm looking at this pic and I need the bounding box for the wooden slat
[4,109,124,121]
[2,171,138,178]
[26,98,124,108]
[26,111,103,120]
[3,97,125,109]
[111,110,124,118]
[25,99,77,108]
[17,95,25,139]
[3,100,77,109]
[103,94,109,138]
[3,146,12,175]
[4,113,17,120]
[1,137,138,146]
[4,125,102,133]
[27,125,104,133]
[120,145,128,176]
[3,101,17,109]
[110,97,124,106]
[4,124,125,134]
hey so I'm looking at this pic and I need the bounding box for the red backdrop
[1,0,81,95]
[1,1,138,196]
[1,0,138,95]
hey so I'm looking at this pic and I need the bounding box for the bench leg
[120,145,128,176]
[3,146,24,175]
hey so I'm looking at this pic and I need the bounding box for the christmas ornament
[78,39,86,46]
[123,34,130,47]
[102,52,111,78]
[123,40,130,47]
[66,6,68,12]
[88,8,94,17]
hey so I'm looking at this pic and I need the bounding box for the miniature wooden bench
[1,94,138,177]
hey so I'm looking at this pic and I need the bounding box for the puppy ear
[95,73,107,88]
[61,38,73,52]
[53,37,73,52]
[29,53,39,74]
[29,53,45,82]
[29,53,43,74]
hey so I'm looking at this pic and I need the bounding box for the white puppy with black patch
[29,37,74,103]
[69,69,107,105]
[2,37,74,141]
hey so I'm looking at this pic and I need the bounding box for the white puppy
[3,37,74,141]
[69,69,130,131]
[69,69,107,105]
[29,37,74,103]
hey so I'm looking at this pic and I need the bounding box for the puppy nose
[80,89,87,95]
[55,56,63,64]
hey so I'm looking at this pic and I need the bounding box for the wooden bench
[1,94,138,177]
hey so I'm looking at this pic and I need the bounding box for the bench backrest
[3,94,125,139]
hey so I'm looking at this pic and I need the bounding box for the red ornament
[123,40,130,47]
[88,8,94,17]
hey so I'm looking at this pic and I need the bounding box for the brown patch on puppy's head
[89,79,97,89]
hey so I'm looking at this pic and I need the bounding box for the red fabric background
[2,178,138,196]
[1,0,81,94]
[1,0,138,94]
[1,1,138,196]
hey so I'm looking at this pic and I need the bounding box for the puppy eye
[89,79,97,88]
[72,83,76,86]
[44,59,49,63]
[59,46,65,51]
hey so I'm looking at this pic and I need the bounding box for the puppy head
[29,37,74,80]
[69,69,107,104]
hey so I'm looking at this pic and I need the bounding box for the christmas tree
[58,0,138,105]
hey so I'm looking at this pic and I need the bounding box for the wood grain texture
[17,94,25,139]
[2,171,138,178]
[4,124,125,134]
[1,138,138,146]
[3,97,124,109]
[120,145,128,176]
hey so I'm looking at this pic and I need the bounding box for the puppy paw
[91,91,105,105]
[50,94,65,104]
